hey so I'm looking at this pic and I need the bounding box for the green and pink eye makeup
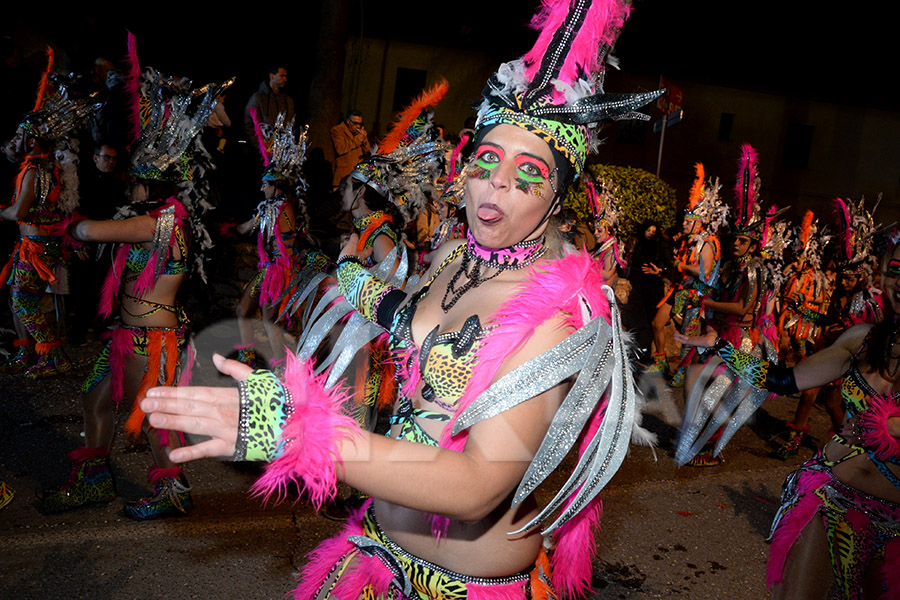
[885,259,900,277]
[468,144,550,196]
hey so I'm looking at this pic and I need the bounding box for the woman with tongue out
[140,1,663,598]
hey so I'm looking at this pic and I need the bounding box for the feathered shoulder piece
[352,79,450,225]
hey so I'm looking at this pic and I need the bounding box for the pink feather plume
[858,396,900,460]
[524,0,630,103]
[248,107,270,166]
[123,32,143,150]
[765,469,830,588]
[448,132,470,183]
[734,143,758,227]
[833,197,853,261]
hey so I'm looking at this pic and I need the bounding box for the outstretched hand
[673,329,718,348]
[141,354,252,463]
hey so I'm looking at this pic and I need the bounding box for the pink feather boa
[858,396,900,460]
[251,352,362,510]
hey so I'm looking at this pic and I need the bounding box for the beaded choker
[441,230,546,312]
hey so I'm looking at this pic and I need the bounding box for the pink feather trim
[734,143,758,227]
[109,326,136,405]
[524,0,630,103]
[99,244,129,319]
[249,107,269,166]
[765,469,830,588]
[858,396,900,460]
[551,495,602,598]
[251,353,361,510]
[147,466,182,482]
[177,342,195,387]
[332,554,395,600]
[132,198,188,297]
[448,133,470,182]
[881,538,900,600]
[68,446,110,463]
[292,499,370,600]
[468,580,528,600]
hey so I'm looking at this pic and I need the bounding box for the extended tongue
[477,206,503,221]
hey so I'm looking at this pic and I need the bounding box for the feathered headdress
[351,79,450,225]
[795,210,830,271]
[125,33,234,182]
[684,163,727,233]
[249,111,309,189]
[833,194,892,277]
[18,47,102,143]
[475,0,662,177]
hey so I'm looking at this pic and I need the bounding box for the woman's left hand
[140,354,252,463]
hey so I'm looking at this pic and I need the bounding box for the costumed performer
[141,1,663,597]
[649,164,726,386]
[234,111,309,368]
[0,48,100,377]
[775,196,889,460]
[40,33,233,520]
[675,227,900,598]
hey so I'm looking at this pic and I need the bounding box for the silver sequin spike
[297,299,353,361]
[674,367,732,466]
[714,385,769,456]
[511,335,614,507]
[297,285,344,349]
[520,290,638,536]
[151,207,176,282]
[323,316,381,388]
[452,317,605,434]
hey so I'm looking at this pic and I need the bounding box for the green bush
[563,164,677,238]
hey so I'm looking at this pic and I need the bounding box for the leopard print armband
[714,338,768,389]
[233,369,295,462]
[336,258,401,324]
[714,338,797,394]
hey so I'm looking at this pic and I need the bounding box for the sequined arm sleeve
[336,256,407,328]
[714,338,798,395]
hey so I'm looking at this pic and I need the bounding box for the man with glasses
[330,109,370,188]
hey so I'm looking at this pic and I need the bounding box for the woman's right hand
[673,330,718,348]
[141,354,252,463]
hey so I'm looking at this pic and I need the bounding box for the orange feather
[687,162,704,210]
[32,46,54,112]
[378,78,449,156]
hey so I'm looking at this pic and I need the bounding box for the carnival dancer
[141,1,663,597]
[0,49,100,377]
[771,210,833,457]
[775,196,889,459]
[675,224,900,598]
[235,112,309,368]
[40,34,232,520]
[587,178,625,287]
[650,163,726,385]
[679,144,786,466]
